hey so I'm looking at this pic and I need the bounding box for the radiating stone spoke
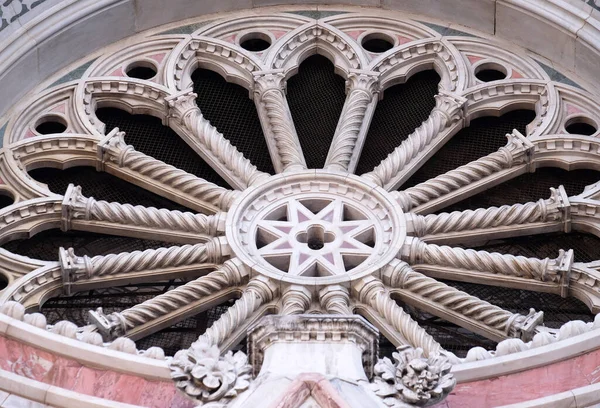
[393,130,534,213]
[59,237,228,294]
[254,71,306,173]
[402,237,571,283]
[88,259,248,341]
[98,128,238,213]
[61,184,226,243]
[325,72,380,172]
[167,89,270,189]
[383,259,543,342]
[362,92,466,190]
[353,276,442,356]
[195,276,278,348]
[409,186,570,244]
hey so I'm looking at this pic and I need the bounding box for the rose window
[1,9,600,399]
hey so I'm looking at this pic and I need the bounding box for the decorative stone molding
[253,70,306,173]
[247,314,379,379]
[369,346,455,407]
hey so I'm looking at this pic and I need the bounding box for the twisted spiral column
[405,238,565,282]
[396,130,533,210]
[418,186,567,236]
[363,93,465,187]
[167,90,270,188]
[89,260,248,339]
[195,276,278,348]
[254,72,305,172]
[383,260,542,340]
[63,184,225,236]
[98,129,238,210]
[325,73,379,172]
[61,238,226,282]
[319,285,352,315]
[354,276,441,356]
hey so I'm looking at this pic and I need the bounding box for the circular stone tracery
[226,171,407,285]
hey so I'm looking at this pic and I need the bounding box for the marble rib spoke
[410,186,569,245]
[362,93,466,190]
[59,237,228,293]
[62,185,226,244]
[98,128,238,213]
[254,72,306,173]
[88,259,247,341]
[394,130,534,214]
[166,90,269,189]
[383,260,542,342]
[403,238,571,283]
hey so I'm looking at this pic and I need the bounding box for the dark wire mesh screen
[443,167,600,212]
[356,70,440,175]
[96,108,229,188]
[402,109,536,188]
[191,69,274,174]
[0,193,13,210]
[29,166,188,211]
[286,55,346,168]
[3,229,169,261]
[40,280,234,356]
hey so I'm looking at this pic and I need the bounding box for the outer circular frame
[226,170,407,286]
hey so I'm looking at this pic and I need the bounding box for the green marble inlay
[286,10,348,20]
[157,20,215,35]
[535,60,582,89]
[0,123,7,149]
[420,22,475,37]
[49,58,97,88]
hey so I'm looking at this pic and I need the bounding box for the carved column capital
[433,91,467,125]
[508,308,544,341]
[61,184,94,231]
[345,71,380,97]
[253,71,287,98]
[59,247,92,295]
[542,185,571,230]
[500,129,535,170]
[87,307,126,340]
[165,89,200,124]
[96,128,134,170]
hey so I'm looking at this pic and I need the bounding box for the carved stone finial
[87,307,126,341]
[59,247,92,295]
[369,346,455,407]
[170,338,252,405]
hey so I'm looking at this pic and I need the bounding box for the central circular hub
[297,225,335,250]
[226,171,407,285]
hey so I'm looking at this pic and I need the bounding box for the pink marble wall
[0,336,193,408]
[1,333,599,407]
